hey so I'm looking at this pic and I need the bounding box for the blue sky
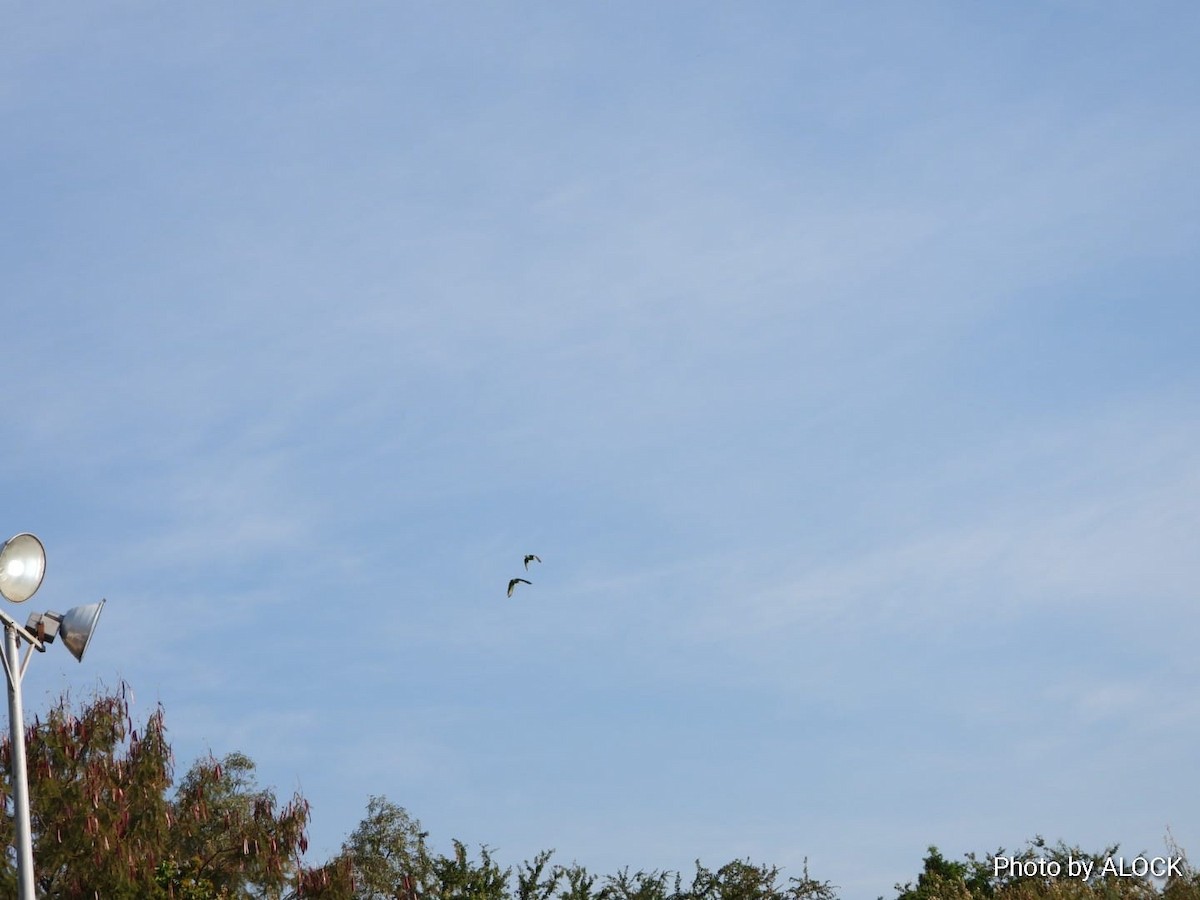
[3,3,1199,897]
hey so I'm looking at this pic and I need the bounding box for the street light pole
[0,533,106,900]
[2,620,37,899]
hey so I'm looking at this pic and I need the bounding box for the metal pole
[4,623,36,899]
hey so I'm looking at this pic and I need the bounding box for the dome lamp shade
[0,534,46,604]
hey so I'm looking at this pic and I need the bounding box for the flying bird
[507,577,531,598]
[523,554,541,570]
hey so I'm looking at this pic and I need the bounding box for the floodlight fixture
[28,600,106,662]
[0,533,105,899]
[0,534,46,604]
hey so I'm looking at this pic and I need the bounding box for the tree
[339,795,432,900]
[0,683,312,899]
[161,751,312,899]
[679,859,837,900]
[0,683,173,898]
[600,867,673,900]
[893,839,1200,900]
[300,796,840,900]
[427,840,511,900]
[893,846,986,900]
[295,796,512,900]
[556,863,600,900]
[1162,835,1200,900]
[516,851,560,900]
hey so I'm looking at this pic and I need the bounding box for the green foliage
[678,858,837,900]
[0,683,173,898]
[339,795,433,900]
[602,868,673,900]
[293,796,512,900]
[161,751,312,899]
[557,863,600,900]
[2,687,1193,900]
[517,851,560,900]
[293,797,837,900]
[1161,836,1200,900]
[0,684,311,899]
[892,839,1200,900]
[428,840,512,900]
[893,846,987,900]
